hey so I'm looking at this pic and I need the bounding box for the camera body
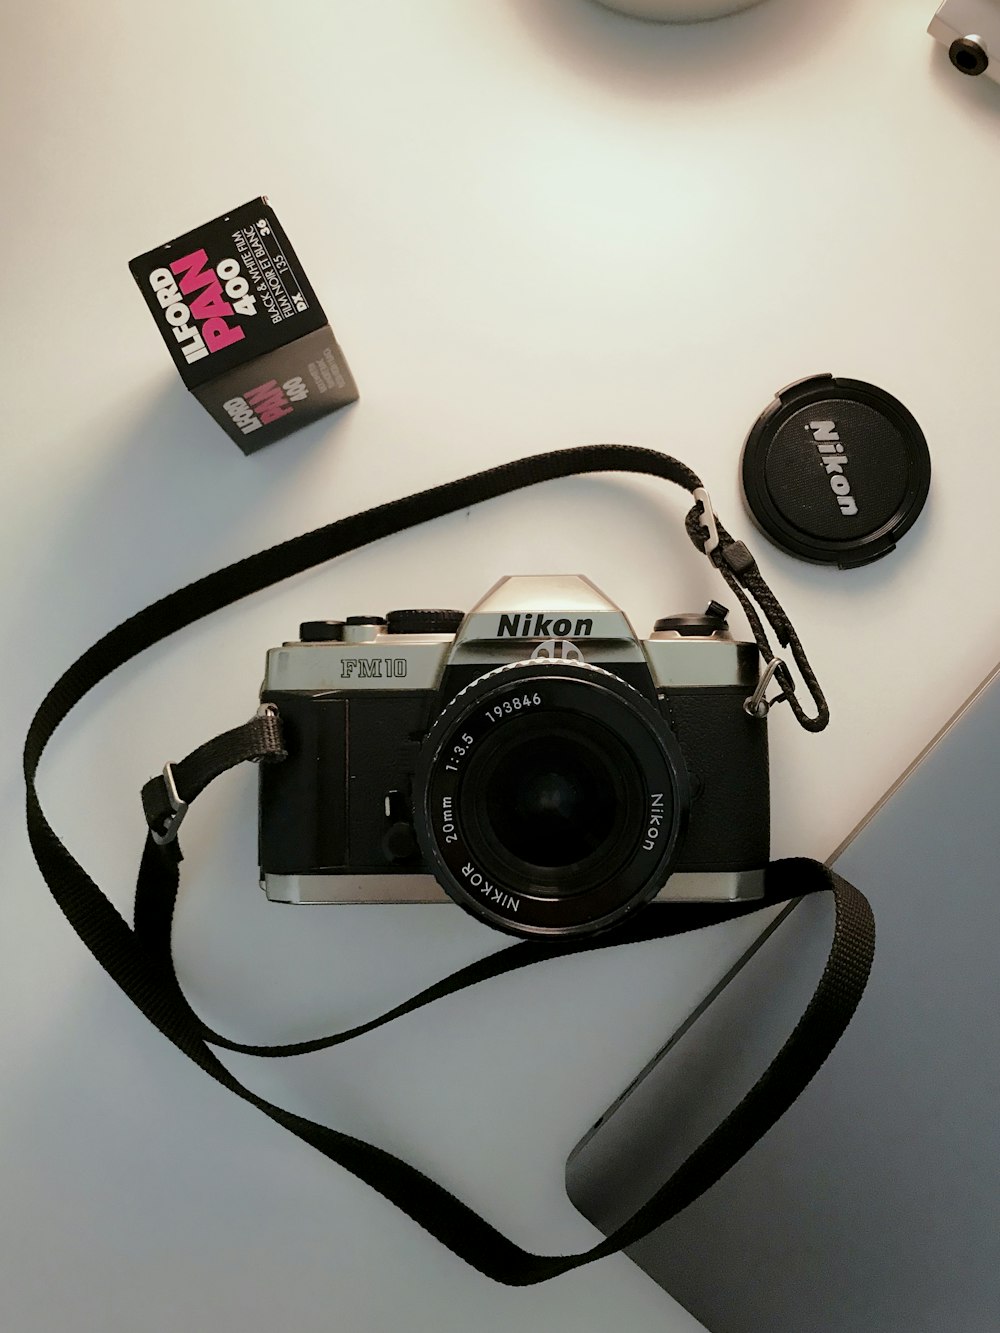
[929,0,1000,80]
[259,575,769,937]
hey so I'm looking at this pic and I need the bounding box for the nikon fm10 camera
[259,576,769,937]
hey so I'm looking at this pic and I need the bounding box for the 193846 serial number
[443,693,543,773]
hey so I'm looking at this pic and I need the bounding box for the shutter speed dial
[387,609,464,635]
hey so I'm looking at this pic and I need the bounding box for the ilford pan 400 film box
[130,197,358,452]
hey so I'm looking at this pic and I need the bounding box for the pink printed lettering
[244,379,292,423]
[170,248,215,296]
[202,318,245,353]
[189,282,235,323]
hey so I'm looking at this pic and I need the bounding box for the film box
[130,197,358,452]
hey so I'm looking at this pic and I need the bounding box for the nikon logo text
[497,613,594,638]
[808,421,858,517]
[643,793,664,852]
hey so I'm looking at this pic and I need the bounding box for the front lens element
[486,728,617,867]
[463,713,646,897]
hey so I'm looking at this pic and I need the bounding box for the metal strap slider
[150,762,188,846]
[692,487,719,557]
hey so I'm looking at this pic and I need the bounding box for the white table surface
[4,2,1000,1330]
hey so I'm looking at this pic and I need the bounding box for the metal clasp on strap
[744,657,787,719]
[150,762,188,845]
[692,487,719,557]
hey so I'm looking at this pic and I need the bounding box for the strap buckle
[744,657,787,719]
[692,487,719,557]
[150,762,188,846]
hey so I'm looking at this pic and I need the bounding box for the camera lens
[415,661,689,938]
[465,714,644,895]
[486,726,618,869]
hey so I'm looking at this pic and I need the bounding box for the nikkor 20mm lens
[414,660,689,938]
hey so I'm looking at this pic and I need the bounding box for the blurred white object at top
[593,0,766,22]
[929,0,1000,80]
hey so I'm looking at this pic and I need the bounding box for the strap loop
[744,657,787,719]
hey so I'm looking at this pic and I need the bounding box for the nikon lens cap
[740,374,930,568]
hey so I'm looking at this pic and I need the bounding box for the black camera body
[259,575,769,937]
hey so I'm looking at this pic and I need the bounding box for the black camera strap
[24,445,873,1286]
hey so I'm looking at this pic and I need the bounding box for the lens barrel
[414,661,689,937]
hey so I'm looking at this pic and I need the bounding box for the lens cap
[740,374,930,568]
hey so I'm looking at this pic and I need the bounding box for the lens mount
[414,660,689,937]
